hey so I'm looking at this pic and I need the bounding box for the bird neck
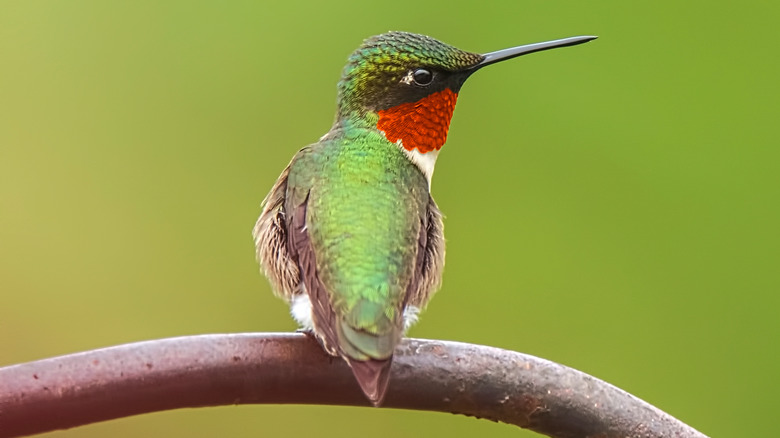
[337,88,459,154]
[376,88,458,154]
[333,88,458,187]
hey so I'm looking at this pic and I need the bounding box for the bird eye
[411,68,433,86]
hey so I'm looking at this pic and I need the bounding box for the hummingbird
[253,31,596,406]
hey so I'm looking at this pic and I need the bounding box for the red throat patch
[376,88,458,154]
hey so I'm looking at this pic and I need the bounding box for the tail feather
[345,356,393,406]
[338,316,399,360]
[336,318,398,406]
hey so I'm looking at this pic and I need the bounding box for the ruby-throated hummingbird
[253,31,595,405]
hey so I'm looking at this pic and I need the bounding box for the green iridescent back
[286,126,430,360]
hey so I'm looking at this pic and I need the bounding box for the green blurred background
[1,1,778,437]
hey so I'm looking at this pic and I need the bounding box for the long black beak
[474,35,597,70]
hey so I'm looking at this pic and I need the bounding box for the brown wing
[253,147,343,358]
[258,153,442,406]
[286,189,340,357]
[286,188,394,406]
[252,164,300,302]
[406,195,446,309]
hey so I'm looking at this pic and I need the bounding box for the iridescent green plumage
[288,127,429,361]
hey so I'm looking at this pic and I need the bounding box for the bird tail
[337,311,400,406]
[345,356,393,406]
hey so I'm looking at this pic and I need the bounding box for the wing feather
[406,195,446,310]
[252,165,300,302]
[286,190,341,356]
[286,187,396,406]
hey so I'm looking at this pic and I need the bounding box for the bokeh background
[2,1,778,437]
